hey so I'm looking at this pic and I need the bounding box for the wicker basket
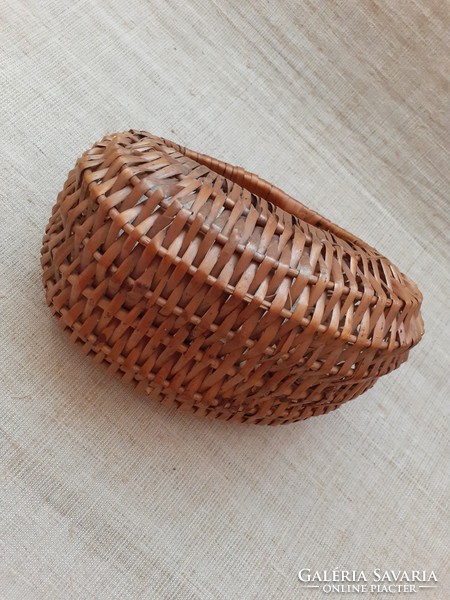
[41,130,424,425]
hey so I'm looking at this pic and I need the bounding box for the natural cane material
[41,131,424,425]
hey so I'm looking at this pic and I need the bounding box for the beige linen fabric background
[0,1,449,599]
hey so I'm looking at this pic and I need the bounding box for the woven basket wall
[41,131,424,425]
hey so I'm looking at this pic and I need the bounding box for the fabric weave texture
[0,1,448,599]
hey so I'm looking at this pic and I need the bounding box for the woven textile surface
[0,1,449,599]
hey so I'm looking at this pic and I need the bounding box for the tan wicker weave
[41,130,424,425]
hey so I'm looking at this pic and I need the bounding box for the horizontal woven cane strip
[41,131,424,425]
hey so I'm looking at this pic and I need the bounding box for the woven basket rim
[152,131,371,251]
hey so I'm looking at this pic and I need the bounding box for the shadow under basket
[41,130,424,425]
